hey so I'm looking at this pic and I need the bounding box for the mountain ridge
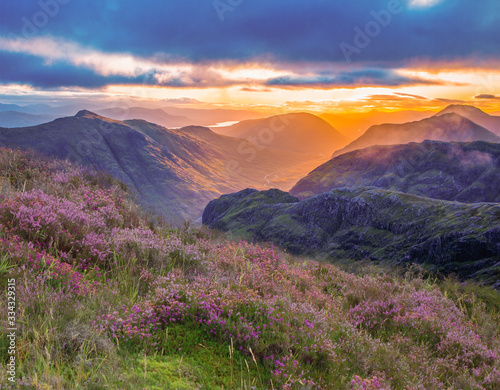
[331,112,500,158]
[0,111,325,222]
[291,140,500,202]
[214,112,350,155]
[435,104,500,136]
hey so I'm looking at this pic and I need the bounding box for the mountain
[0,103,25,112]
[0,110,57,127]
[435,105,500,136]
[320,109,432,138]
[163,106,263,126]
[0,103,54,114]
[0,110,321,223]
[203,187,500,283]
[331,113,500,158]
[214,113,350,155]
[97,107,193,128]
[291,140,500,202]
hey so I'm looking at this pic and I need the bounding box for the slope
[0,110,320,222]
[214,112,350,155]
[320,109,432,138]
[203,187,500,282]
[291,140,500,202]
[331,113,500,158]
[435,104,500,136]
[97,107,193,128]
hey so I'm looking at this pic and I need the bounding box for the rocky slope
[203,187,500,283]
[291,140,500,202]
[0,110,319,223]
[331,113,500,158]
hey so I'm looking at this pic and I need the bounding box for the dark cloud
[0,52,140,88]
[265,69,439,88]
[0,52,234,89]
[0,0,498,64]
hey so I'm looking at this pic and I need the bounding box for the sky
[0,0,499,113]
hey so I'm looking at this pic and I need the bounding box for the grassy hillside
[1,148,500,389]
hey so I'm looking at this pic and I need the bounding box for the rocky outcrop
[203,187,500,284]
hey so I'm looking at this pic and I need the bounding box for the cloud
[0,0,499,95]
[239,87,273,92]
[408,0,443,8]
[434,98,467,104]
[474,94,500,100]
[0,0,498,65]
[265,69,440,89]
[0,52,139,89]
[162,98,202,105]
[0,36,444,90]
[351,93,477,112]
[394,92,429,99]
[0,36,282,89]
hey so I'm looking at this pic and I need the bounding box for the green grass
[2,148,499,390]
[108,324,268,390]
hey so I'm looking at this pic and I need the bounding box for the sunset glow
[0,0,498,114]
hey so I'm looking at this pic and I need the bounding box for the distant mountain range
[291,140,500,202]
[331,113,500,158]
[0,102,265,128]
[214,113,350,155]
[0,110,321,222]
[203,187,500,284]
[0,102,55,114]
[0,111,57,128]
[162,106,263,126]
[319,109,432,138]
[97,107,193,128]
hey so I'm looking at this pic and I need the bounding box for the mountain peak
[75,110,103,119]
[437,104,487,116]
[432,104,500,136]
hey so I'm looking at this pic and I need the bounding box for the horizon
[0,0,499,115]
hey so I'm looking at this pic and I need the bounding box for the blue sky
[0,0,499,111]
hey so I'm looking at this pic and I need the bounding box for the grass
[0,147,499,390]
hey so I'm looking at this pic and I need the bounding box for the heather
[0,148,499,389]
